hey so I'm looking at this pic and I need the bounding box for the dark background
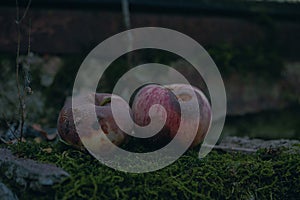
[0,0,299,139]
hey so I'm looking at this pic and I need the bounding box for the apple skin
[57,93,132,153]
[165,84,212,148]
[131,84,181,148]
[131,83,211,149]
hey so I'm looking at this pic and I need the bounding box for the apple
[131,83,211,149]
[165,84,212,147]
[57,93,132,154]
[131,84,181,149]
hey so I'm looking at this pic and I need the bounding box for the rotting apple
[165,83,212,148]
[57,93,132,154]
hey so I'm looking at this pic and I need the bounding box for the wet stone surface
[0,148,69,192]
[0,181,18,200]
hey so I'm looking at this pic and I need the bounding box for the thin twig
[16,0,32,24]
[28,18,31,55]
[16,0,23,142]
[15,0,31,142]
[25,18,33,95]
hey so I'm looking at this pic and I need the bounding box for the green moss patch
[1,140,299,200]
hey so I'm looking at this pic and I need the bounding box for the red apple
[131,84,181,148]
[165,84,212,147]
[57,93,132,153]
[131,83,211,149]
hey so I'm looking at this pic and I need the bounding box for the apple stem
[99,97,111,106]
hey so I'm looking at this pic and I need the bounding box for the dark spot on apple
[65,121,70,134]
[169,92,181,115]
[97,116,102,121]
[177,93,192,101]
[101,123,109,134]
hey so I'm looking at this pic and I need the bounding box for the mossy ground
[1,140,300,200]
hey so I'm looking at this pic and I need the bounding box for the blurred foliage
[98,49,179,93]
[0,54,47,125]
[44,55,83,125]
[207,43,283,79]
[0,54,83,127]
[100,42,284,91]
[0,39,292,134]
[224,105,300,140]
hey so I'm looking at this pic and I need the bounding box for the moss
[1,140,299,200]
